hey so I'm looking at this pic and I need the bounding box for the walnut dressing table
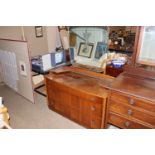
[45,65,155,129]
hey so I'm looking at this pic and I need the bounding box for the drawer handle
[127,109,133,115]
[91,106,96,111]
[124,121,130,127]
[129,98,135,105]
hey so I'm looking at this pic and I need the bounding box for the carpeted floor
[0,83,118,129]
[0,83,84,129]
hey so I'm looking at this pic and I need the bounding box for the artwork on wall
[78,42,94,58]
[58,26,68,31]
[35,26,43,37]
[94,42,108,59]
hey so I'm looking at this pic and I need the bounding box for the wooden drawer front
[80,99,102,128]
[80,113,101,129]
[108,112,150,129]
[90,116,102,129]
[90,102,103,117]
[110,91,155,113]
[80,99,102,118]
[109,100,155,127]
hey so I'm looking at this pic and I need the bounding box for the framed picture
[58,26,68,31]
[95,42,108,59]
[35,26,43,37]
[78,42,94,58]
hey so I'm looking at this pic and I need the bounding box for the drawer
[90,116,102,129]
[110,91,155,113]
[90,102,103,117]
[109,100,155,127]
[80,99,103,118]
[108,112,150,129]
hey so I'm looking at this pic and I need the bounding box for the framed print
[58,26,68,31]
[78,42,94,58]
[95,42,108,59]
[35,26,43,37]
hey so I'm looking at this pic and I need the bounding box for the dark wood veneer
[45,67,111,128]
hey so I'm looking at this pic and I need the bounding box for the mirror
[108,26,136,57]
[69,26,137,71]
[69,26,109,69]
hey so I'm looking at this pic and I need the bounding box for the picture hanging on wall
[78,42,94,58]
[35,26,43,37]
[58,26,68,31]
[95,42,108,59]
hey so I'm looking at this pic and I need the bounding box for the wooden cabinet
[107,69,155,129]
[108,91,155,128]
[45,69,111,129]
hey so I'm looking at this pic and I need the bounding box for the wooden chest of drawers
[45,69,112,129]
[47,80,106,128]
[108,91,155,128]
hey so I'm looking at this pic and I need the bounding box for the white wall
[46,26,61,52]
[0,26,24,40]
[23,26,49,57]
[0,26,62,57]
[0,40,34,103]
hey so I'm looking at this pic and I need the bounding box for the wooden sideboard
[44,66,155,129]
[45,67,114,129]
[107,71,155,129]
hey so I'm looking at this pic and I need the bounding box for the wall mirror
[69,26,137,70]
[69,26,109,69]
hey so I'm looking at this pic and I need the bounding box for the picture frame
[58,26,68,31]
[35,26,43,37]
[78,42,94,58]
[95,42,108,59]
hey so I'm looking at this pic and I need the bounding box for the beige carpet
[0,83,118,129]
[0,83,84,129]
